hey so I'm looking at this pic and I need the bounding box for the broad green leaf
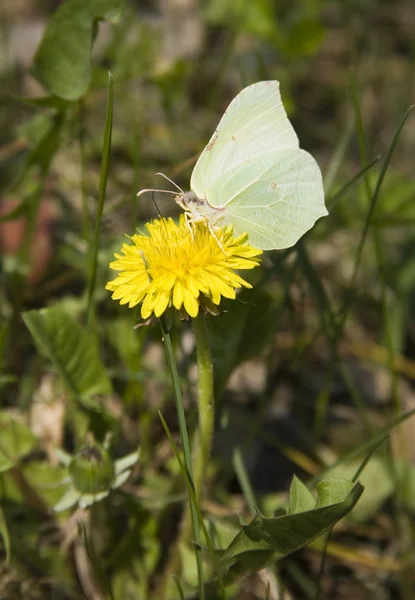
[288,475,315,514]
[23,461,69,508]
[13,95,71,110]
[0,412,37,471]
[216,478,363,582]
[205,0,276,40]
[0,507,11,563]
[0,454,16,474]
[22,307,112,400]
[323,452,415,522]
[31,0,125,100]
[26,111,66,174]
[7,111,66,196]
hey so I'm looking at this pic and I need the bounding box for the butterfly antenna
[151,192,163,219]
[137,188,178,198]
[155,172,185,194]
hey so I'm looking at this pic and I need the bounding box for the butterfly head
[175,192,227,251]
[175,191,208,224]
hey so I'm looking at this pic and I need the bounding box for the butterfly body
[175,191,225,228]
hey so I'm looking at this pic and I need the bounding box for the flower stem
[156,314,214,599]
[159,315,204,599]
[192,314,214,503]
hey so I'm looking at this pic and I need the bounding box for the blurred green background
[0,0,415,598]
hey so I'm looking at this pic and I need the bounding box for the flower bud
[69,443,114,495]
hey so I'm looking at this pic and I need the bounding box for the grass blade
[313,404,415,483]
[323,116,354,196]
[327,157,380,208]
[232,446,257,512]
[86,72,114,329]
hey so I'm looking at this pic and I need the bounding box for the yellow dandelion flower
[106,215,262,320]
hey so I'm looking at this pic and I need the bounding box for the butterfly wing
[210,147,327,250]
[190,81,298,201]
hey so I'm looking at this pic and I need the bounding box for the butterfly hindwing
[212,148,327,250]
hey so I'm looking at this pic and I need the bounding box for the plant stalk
[191,314,215,503]
[159,315,204,599]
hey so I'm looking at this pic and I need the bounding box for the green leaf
[0,507,11,563]
[26,111,66,174]
[22,307,112,401]
[0,412,37,471]
[205,0,276,40]
[31,0,126,100]
[13,94,71,110]
[216,478,363,582]
[322,453,394,522]
[288,475,315,514]
[23,461,69,507]
[7,110,66,198]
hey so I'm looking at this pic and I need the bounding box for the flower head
[106,216,262,319]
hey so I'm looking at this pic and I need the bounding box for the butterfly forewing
[190,81,298,201]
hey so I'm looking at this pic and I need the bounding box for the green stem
[159,316,204,599]
[131,127,140,232]
[192,314,214,503]
[86,72,113,329]
[78,98,91,243]
[160,317,195,492]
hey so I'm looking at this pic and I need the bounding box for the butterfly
[138,80,327,250]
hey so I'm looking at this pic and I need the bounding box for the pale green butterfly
[138,81,327,250]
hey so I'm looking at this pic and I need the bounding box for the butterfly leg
[183,210,196,239]
[205,220,226,253]
[183,209,226,254]
[196,206,227,254]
